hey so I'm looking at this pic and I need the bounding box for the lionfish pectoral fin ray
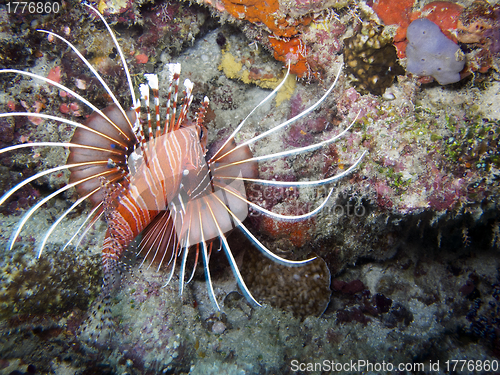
[157,216,177,272]
[141,231,166,270]
[209,62,291,164]
[0,113,127,147]
[62,202,103,251]
[186,243,199,284]
[135,210,177,271]
[37,30,135,135]
[178,226,191,296]
[75,209,104,251]
[213,111,361,172]
[211,193,316,267]
[215,64,343,165]
[9,168,119,253]
[198,212,221,311]
[214,180,335,222]
[0,69,131,142]
[218,150,367,187]
[0,161,107,207]
[162,243,178,288]
[0,142,125,156]
[37,187,101,258]
[205,199,261,307]
[161,212,181,288]
[83,3,137,107]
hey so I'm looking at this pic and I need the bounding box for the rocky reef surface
[0,0,499,373]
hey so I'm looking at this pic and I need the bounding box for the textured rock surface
[0,0,499,373]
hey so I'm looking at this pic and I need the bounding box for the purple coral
[484,7,500,54]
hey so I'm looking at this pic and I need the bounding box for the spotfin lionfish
[0,4,366,315]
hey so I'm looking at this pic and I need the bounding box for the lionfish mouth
[0,4,366,310]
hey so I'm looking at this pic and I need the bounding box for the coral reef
[241,248,331,318]
[457,0,500,73]
[0,0,500,374]
[217,31,286,89]
[343,24,404,95]
[370,0,414,56]
[0,246,101,318]
[419,1,464,42]
[197,0,351,78]
[370,0,500,78]
[206,0,310,38]
[94,0,139,24]
[136,1,210,61]
[465,281,500,356]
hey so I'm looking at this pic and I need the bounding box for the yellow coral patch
[218,50,283,90]
[98,0,107,13]
[275,73,296,107]
[99,0,130,14]
[218,51,243,80]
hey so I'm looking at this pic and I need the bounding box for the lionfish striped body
[0,4,366,312]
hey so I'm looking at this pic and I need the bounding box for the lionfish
[0,4,365,311]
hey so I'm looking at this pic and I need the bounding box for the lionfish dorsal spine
[176,79,194,132]
[143,73,161,138]
[139,82,152,139]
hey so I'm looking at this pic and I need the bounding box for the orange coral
[261,215,314,248]
[219,0,308,38]
[372,0,464,57]
[268,36,310,77]
[415,1,464,42]
[134,53,149,64]
[215,0,314,77]
[371,0,415,58]
[372,0,414,42]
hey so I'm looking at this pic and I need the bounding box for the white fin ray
[213,111,360,172]
[0,112,126,146]
[214,181,335,222]
[37,188,99,258]
[83,3,136,107]
[205,198,261,307]
[37,30,136,136]
[0,142,125,155]
[74,209,104,251]
[217,150,367,187]
[211,192,316,267]
[209,63,291,164]
[0,160,108,207]
[62,202,103,251]
[0,69,131,141]
[199,212,220,310]
[238,65,343,149]
[8,168,120,252]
